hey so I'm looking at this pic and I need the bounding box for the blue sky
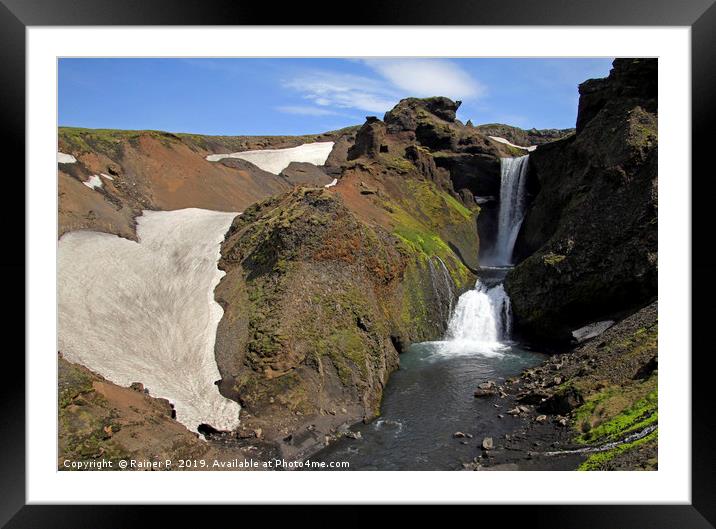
[59,58,614,135]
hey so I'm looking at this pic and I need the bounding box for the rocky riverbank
[460,301,657,471]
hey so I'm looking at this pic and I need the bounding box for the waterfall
[432,156,529,355]
[491,155,530,266]
[428,256,455,325]
[440,279,512,356]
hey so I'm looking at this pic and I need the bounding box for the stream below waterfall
[311,268,545,470]
[311,156,542,470]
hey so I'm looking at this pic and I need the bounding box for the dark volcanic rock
[347,117,386,160]
[384,97,461,132]
[577,58,657,133]
[506,59,657,345]
[474,123,574,146]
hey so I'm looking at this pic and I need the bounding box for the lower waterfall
[440,279,512,356]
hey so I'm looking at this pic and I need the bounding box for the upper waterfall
[490,155,530,266]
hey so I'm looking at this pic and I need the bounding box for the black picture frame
[3,0,713,525]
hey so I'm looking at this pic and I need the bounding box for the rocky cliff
[210,98,517,457]
[473,123,574,146]
[505,59,658,345]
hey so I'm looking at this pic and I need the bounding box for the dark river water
[310,341,545,470]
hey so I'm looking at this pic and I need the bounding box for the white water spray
[427,157,530,356]
[439,279,512,356]
[491,155,530,266]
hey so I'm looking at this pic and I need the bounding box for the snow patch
[100,172,114,180]
[206,141,335,175]
[324,178,338,188]
[83,175,103,190]
[58,208,242,433]
[58,152,77,164]
[572,320,615,344]
[488,136,537,152]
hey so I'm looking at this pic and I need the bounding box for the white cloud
[275,105,341,116]
[283,71,398,114]
[363,59,485,101]
[282,59,485,116]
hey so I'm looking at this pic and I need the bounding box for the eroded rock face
[506,59,658,345]
[473,123,574,147]
[347,117,387,160]
[213,187,474,456]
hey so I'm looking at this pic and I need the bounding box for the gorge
[57,58,658,471]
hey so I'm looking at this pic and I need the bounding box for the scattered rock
[539,387,584,415]
[535,415,547,423]
[474,388,497,398]
[482,437,494,450]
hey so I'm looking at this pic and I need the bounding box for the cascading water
[439,279,512,356]
[438,155,530,354]
[490,155,530,266]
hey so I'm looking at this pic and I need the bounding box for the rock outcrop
[473,123,574,146]
[213,185,476,457]
[505,59,657,345]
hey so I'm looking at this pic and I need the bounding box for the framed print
[4,0,714,525]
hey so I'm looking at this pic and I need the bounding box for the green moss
[401,179,477,223]
[380,154,415,173]
[59,127,179,158]
[383,178,475,291]
[58,367,95,409]
[442,192,475,220]
[317,328,369,384]
[572,374,657,444]
[542,252,567,266]
[394,226,451,256]
[503,144,529,157]
[578,429,657,471]
[399,255,432,332]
